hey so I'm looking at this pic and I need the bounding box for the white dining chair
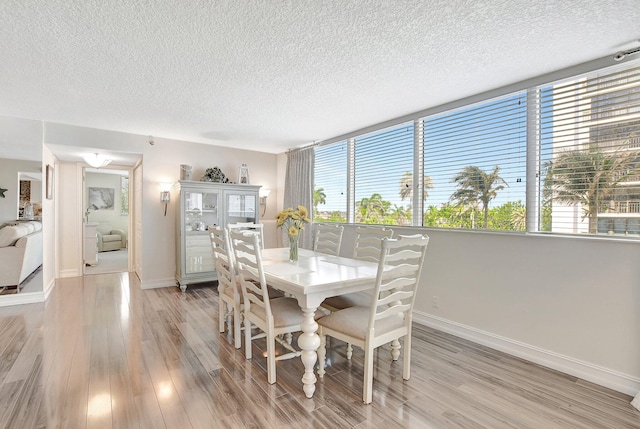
[317,234,430,404]
[313,223,344,256]
[229,229,305,384]
[210,226,243,349]
[321,226,394,312]
[227,222,265,248]
[352,225,394,262]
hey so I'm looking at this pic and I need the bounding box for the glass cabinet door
[184,190,218,274]
[225,191,258,225]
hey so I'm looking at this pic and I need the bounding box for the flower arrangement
[276,205,311,261]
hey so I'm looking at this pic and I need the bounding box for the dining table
[260,247,379,398]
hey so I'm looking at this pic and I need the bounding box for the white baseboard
[43,278,56,300]
[140,278,178,290]
[413,311,640,397]
[0,291,45,307]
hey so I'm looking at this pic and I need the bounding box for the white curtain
[283,146,315,249]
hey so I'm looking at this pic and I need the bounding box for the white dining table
[260,247,378,398]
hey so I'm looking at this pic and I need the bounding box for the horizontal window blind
[539,63,640,236]
[423,93,527,230]
[354,122,414,225]
[314,141,348,222]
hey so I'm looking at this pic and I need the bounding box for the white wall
[42,146,56,296]
[0,158,41,223]
[85,172,129,234]
[336,224,640,396]
[45,123,279,287]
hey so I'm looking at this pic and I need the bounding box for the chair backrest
[96,221,113,235]
[228,229,272,318]
[209,226,239,302]
[353,226,394,262]
[369,234,429,333]
[313,224,344,256]
[227,222,265,249]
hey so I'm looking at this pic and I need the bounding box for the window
[313,59,640,237]
[423,93,527,231]
[314,141,347,222]
[538,65,640,235]
[354,123,414,225]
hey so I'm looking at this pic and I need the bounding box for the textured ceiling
[0,0,639,155]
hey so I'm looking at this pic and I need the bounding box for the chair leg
[317,332,326,378]
[218,298,226,333]
[403,335,411,380]
[233,305,242,349]
[363,345,374,404]
[346,343,353,360]
[267,333,277,384]
[245,319,252,360]
[390,339,401,361]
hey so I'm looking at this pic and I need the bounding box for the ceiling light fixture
[83,153,112,168]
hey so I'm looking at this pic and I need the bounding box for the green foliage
[545,144,640,234]
[450,165,508,229]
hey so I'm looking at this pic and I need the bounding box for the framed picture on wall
[88,187,115,210]
[46,164,54,200]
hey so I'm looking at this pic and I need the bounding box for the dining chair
[317,233,430,404]
[227,222,265,248]
[210,226,243,349]
[313,223,344,256]
[352,225,394,262]
[228,229,305,384]
[321,226,394,312]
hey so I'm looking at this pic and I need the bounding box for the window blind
[538,63,640,235]
[313,141,348,222]
[353,122,414,225]
[423,93,527,230]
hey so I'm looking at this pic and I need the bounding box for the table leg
[298,307,320,398]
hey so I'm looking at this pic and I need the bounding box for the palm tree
[545,144,640,234]
[450,165,508,229]
[313,188,327,217]
[399,172,434,202]
[356,193,390,223]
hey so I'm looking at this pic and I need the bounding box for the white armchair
[96,221,126,252]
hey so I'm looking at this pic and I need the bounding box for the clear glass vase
[288,234,299,262]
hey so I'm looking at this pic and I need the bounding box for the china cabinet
[175,180,260,291]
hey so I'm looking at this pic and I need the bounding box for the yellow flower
[297,205,308,218]
[288,226,299,236]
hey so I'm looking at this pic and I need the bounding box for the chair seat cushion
[317,306,405,340]
[322,291,371,311]
[102,234,121,243]
[250,297,304,328]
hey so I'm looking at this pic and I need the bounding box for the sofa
[96,221,126,252]
[0,221,43,289]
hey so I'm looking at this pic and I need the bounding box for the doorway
[83,166,131,275]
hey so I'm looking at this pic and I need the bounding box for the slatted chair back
[313,224,344,256]
[210,227,236,297]
[228,229,270,322]
[352,226,394,262]
[227,222,265,249]
[369,234,429,336]
[210,226,244,348]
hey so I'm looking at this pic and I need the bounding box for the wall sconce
[259,189,271,216]
[160,183,172,216]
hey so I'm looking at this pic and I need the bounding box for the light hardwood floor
[0,272,639,428]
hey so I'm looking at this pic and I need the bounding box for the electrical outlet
[432,296,439,309]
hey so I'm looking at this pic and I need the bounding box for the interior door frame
[80,163,135,275]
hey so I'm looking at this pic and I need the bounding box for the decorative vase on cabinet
[175,180,260,291]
